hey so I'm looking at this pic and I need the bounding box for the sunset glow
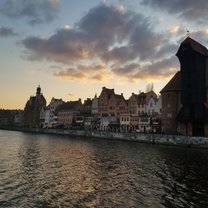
[0,0,208,109]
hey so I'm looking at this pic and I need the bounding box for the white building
[41,97,63,128]
[146,96,157,116]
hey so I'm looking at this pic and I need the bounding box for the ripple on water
[1,131,208,208]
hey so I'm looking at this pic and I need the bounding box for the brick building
[24,86,46,128]
[160,72,181,134]
[98,87,127,119]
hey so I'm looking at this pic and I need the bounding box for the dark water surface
[1,130,208,208]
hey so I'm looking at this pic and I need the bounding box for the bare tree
[145,83,154,92]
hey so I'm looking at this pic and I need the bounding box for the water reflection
[157,147,208,208]
[0,130,208,208]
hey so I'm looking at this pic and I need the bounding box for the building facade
[176,37,208,136]
[24,86,46,128]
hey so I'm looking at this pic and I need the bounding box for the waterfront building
[176,37,208,136]
[83,98,92,115]
[99,116,117,131]
[128,93,138,114]
[117,95,128,118]
[161,37,208,136]
[0,109,19,127]
[39,107,46,127]
[160,72,181,134]
[57,110,79,128]
[137,92,146,115]
[155,95,162,115]
[128,91,158,116]
[42,107,50,128]
[57,99,83,113]
[91,94,99,115]
[146,96,156,116]
[47,98,63,128]
[108,92,127,119]
[120,113,139,132]
[84,116,95,130]
[98,87,114,116]
[98,87,127,120]
[24,86,46,128]
[138,115,151,133]
[13,110,24,127]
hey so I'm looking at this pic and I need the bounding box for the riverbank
[1,127,208,148]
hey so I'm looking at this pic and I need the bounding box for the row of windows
[120,117,139,122]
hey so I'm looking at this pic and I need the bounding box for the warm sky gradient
[1,0,208,109]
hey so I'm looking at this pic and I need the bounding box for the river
[0,130,208,208]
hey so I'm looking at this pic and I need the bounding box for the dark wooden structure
[176,37,208,136]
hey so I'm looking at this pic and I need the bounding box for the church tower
[36,85,41,96]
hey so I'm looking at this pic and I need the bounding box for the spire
[36,85,41,95]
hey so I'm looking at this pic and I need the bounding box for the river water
[1,130,208,208]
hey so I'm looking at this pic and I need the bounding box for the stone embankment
[1,127,208,148]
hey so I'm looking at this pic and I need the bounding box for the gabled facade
[128,91,159,116]
[98,87,114,116]
[83,98,92,115]
[48,98,63,127]
[128,93,138,114]
[92,94,99,115]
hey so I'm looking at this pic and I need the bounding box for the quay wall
[1,127,208,148]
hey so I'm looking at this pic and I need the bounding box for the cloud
[53,64,111,82]
[141,0,208,24]
[0,0,60,25]
[68,93,75,98]
[112,56,179,82]
[0,26,17,37]
[138,56,179,80]
[22,3,181,83]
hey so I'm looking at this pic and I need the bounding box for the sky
[1,0,208,109]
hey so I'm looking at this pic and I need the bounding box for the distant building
[24,86,46,128]
[98,87,127,119]
[98,87,115,116]
[83,98,92,115]
[46,97,63,128]
[57,110,78,128]
[128,91,159,116]
[99,116,117,131]
[92,94,99,115]
[128,93,138,114]
[0,109,18,127]
[14,110,24,127]
[120,113,139,132]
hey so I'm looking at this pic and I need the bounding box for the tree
[145,83,154,92]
